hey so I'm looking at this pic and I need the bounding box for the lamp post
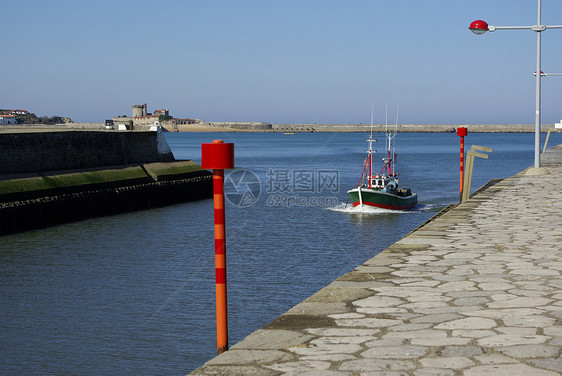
[469,0,562,169]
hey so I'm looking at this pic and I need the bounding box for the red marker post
[457,127,467,203]
[201,139,234,354]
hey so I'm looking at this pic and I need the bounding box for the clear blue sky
[2,0,561,124]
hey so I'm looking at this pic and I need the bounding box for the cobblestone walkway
[191,164,562,376]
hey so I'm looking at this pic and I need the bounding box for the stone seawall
[0,131,174,174]
[0,131,210,234]
[0,161,212,235]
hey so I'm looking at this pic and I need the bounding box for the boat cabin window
[371,178,385,188]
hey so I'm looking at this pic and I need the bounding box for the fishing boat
[347,128,417,210]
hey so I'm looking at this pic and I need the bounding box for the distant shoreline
[1,122,558,133]
[172,123,556,133]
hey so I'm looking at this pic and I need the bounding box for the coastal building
[112,104,197,130]
[0,114,17,125]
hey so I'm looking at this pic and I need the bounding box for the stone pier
[190,147,562,376]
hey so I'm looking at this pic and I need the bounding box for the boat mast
[363,104,375,188]
[381,105,397,177]
[369,104,374,187]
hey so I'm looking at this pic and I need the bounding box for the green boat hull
[347,188,417,210]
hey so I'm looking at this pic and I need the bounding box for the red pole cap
[457,127,468,137]
[201,140,235,169]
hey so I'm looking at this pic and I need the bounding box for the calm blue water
[1,131,560,375]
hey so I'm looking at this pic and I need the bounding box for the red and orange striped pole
[457,127,467,203]
[201,139,234,355]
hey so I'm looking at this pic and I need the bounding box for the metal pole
[534,0,542,168]
[201,140,234,355]
[213,168,228,354]
[460,135,464,203]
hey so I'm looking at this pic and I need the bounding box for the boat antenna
[385,104,388,134]
[393,104,399,174]
[370,103,374,138]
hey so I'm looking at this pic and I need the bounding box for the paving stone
[498,344,559,358]
[439,345,484,357]
[335,318,403,328]
[461,308,545,318]
[364,338,406,347]
[477,334,550,347]
[388,323,432,332]
[355,307,410,315]
[339,359,416,372]
[300,354,356,362]
[464,364,559,376]
[478,282,514,290]
[265,360,331,373]
[496,326,538,335]
[502,315,556,327]
[528,358,562,373]
[353,296,404,308]
[419,357,475,369]
[451,329,496,338]
[361,345,428,359]
[411,337,471,346]
[410,313,462,324]
[473,353,518,365]
[452,296,489,306]
[543,326,562,336]
[435,317,496,330]
[288,343,363,356]
[305,328,380,337]
[413,368,455,376]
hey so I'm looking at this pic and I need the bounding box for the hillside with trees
[0,110,73,125]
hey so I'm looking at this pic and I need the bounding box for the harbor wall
[0,131,211,234]
[0,131,174,174]
[0,161,212,235]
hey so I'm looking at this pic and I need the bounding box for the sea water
[1,131,560,375]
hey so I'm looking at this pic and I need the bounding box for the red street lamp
[469,0,562,170]
[469,20,489,35]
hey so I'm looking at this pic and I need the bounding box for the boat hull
[347,188,417,210]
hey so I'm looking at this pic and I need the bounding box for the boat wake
[328,202,435,214]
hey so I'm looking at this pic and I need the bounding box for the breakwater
[272,123,555,133]
[0,131,211,234]
[0,130,174,174]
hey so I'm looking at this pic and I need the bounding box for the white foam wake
[328,202,435,214]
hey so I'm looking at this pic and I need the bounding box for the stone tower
[132,104,147,118]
